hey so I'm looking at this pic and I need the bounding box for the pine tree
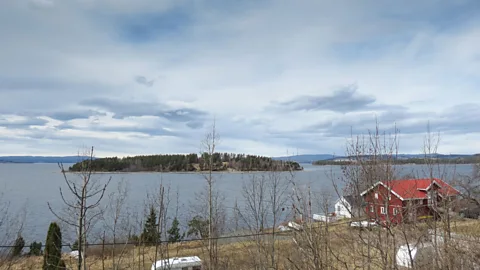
[43,222,63,270]
[140,205,160,245]
[167,217,184,243]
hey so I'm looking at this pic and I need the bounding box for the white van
[151,256,202,270]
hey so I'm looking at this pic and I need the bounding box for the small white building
[334,196,355,218]
[151,256,202,270]
[396,243,434,269]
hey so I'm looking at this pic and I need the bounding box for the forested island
[68,153,303,172]
[312,156,480,166]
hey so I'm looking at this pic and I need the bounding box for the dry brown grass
[2,219,479,270]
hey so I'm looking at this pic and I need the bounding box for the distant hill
[273,153,478,164]
[0,156,93,164]
[273,154,336,163]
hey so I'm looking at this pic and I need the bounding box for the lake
[0,162,474,244]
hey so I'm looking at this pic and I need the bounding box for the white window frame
[380,206,386,215]
[393,208,398,215]
[370,205,374,213]
[375,192,378,199]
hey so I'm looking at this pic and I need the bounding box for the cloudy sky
[0,0,479,157]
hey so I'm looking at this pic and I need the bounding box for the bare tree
[234,165,291,269]
[48,146,111,270]
[200,119,221,269]
[330,124,402,269]
[0,191,25,268]
[102,179,130,269]
[453,157,480,206]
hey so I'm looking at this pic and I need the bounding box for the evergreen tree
[71,239,78,251]
[187,216,209,239]
[28,241,42,256]
[167,217,184,243]
[43,222,63,270]
[140,206,160,245]
[11,235,25,257]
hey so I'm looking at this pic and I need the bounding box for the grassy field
[2,218,480,270]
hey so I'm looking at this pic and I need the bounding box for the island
[68,153,303,172]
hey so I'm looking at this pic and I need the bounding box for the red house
[360,178,460,224]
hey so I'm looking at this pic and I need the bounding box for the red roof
[365,178,460,200]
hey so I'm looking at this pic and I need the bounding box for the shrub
[11,235,25,257]
[28,241,42,256]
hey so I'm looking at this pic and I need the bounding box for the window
[393,208,398,215]
[182,267,188,270]
[380,207,386,215]
[337,205,342,212]
[192,267,202,270]
[370,205,374,213]
[375,192,378,199]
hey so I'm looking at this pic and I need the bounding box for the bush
[11,235,25,257]
[28,241,42,256]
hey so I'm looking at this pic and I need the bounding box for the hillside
[312,153,479,165]
[273,154,336,163]
[272,153,479,165]
[0,156,92,164]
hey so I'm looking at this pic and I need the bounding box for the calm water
[0,163,474,243]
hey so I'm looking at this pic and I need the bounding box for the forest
[68,152,303,172]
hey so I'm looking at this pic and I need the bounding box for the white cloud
[0,0,479,156]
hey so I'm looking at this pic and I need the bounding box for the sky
[0,0,479,157]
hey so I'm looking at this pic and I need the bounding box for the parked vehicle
[151,256,202,270]
[350,220,378,229]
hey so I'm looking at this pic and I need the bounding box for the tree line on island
[68,152,303,172]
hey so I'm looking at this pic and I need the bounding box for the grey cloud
[186,121,203,129]
[301,103,480,138]
[134,76,154,87]
[0,117,48,129]
[272,85,378,113]
[270,85,407,114]
[56,122,178,137]
[93,126,177,137]
[0,110,106,122]
[46,110,106,121]
[79,97,208,122]
[0,77,103,92]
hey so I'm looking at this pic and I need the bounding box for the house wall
[402,200,433,222]
[364,184,403,224]
[334,199,352,218]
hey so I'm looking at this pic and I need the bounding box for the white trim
[380,206,386,215]
[425,180,441,191]
[334,197,352,209]
[360,181,405,201]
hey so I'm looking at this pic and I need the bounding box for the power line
[0,220,353,248]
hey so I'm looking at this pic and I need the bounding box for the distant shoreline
[312,162,477,166]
